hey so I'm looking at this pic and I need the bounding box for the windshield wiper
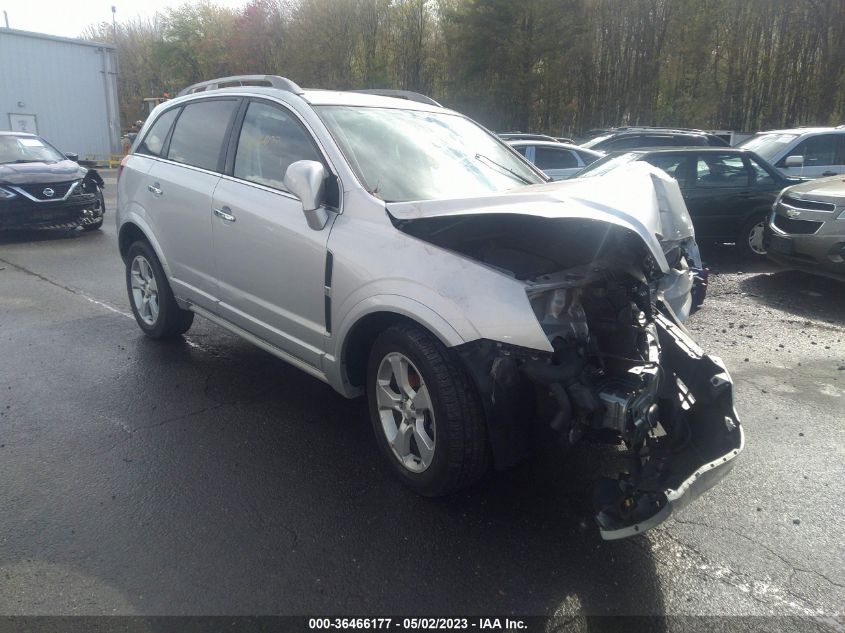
[1,159,40,164]
[474,154,533,185]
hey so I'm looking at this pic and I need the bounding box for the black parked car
[0,132,105,231]
[577,147,804,257]
[580,127,729,152]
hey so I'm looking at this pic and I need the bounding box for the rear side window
[137,108,179,157]
[233,101,323,191]
[534,147,578,169]
[167,99,239,171]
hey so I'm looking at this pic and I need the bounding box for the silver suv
[117,75,742,539]
[739,126,845,179]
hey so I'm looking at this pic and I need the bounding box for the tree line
[83,0,845,136]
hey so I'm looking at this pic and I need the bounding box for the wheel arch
[118,219,172,279]
[334,299,466,395]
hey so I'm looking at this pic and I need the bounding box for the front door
[211,99,336,370]
[683,153,752,240]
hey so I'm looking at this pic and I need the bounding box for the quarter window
[137,108,179,157]
[167,99,239,171]
[234,101,322,191]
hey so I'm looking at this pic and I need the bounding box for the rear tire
[366,323,490,496]
[737,214,767,259]
[125,240,194,339]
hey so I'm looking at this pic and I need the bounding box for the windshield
[738,133,799,162]
[0,135,65,164]
[315,106,544,202]
[576,152,643,178]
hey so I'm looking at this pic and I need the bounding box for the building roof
[0,27,114,50]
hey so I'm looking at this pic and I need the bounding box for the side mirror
[65,152,79,162]
[784,155,804,168]
[283,160,329,231]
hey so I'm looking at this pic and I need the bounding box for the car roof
[608,147,751,155]
[752,127,845,135]
[170,85,448,114]
[507,139,601,153]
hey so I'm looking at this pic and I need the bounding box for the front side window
[234,101,322,190]
[137,108,179,157]
[0,134,65,164]
[695,154,749,188]
[643,154,695,187]
[167,99,239,171]
[534,147,578,170]
[748,156,777,185]
[315,106,543,202]
[788,134,838,167]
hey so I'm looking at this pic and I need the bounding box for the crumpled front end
[0,169,103,231]
[389,164,740,538]
[455,271,742,539]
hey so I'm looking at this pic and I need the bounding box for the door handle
[822,171,837,177]
[148,183,163,196]
[213,206,236,222]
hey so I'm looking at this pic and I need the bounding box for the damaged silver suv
[117,75,742,539]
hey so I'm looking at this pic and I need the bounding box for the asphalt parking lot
[0,171,843,626]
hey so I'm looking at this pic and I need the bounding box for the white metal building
[0,27,120,158]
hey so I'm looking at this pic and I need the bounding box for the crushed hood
[387,163,695,275]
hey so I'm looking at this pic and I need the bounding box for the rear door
[211,98,337,370]
[146,97,240,308]
[682,153,752,240]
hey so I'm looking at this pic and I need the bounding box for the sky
[0,0,249,39]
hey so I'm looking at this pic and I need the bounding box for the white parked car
[738,126,845,179]
[117,75,742,539]
[507,139,603,180]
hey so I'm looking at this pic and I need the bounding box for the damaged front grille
[773,214,823,235]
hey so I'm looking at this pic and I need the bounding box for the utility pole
[3,10,9,28]
[111,5,117,41]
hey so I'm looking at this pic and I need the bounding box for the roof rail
[177,75,304,97]
[351,89,441,107]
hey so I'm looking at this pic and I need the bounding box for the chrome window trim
[9,180,81,203]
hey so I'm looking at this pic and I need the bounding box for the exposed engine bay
[387,164,742,538]
[452,255,742,539]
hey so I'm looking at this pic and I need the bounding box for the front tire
[366,323,490,496]
[737,214,767,259]
[125,240,194,338]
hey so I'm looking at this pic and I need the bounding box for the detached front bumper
[595,313,743,539]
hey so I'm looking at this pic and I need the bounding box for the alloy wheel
[130,255,160,325]
[375,352,436,473]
